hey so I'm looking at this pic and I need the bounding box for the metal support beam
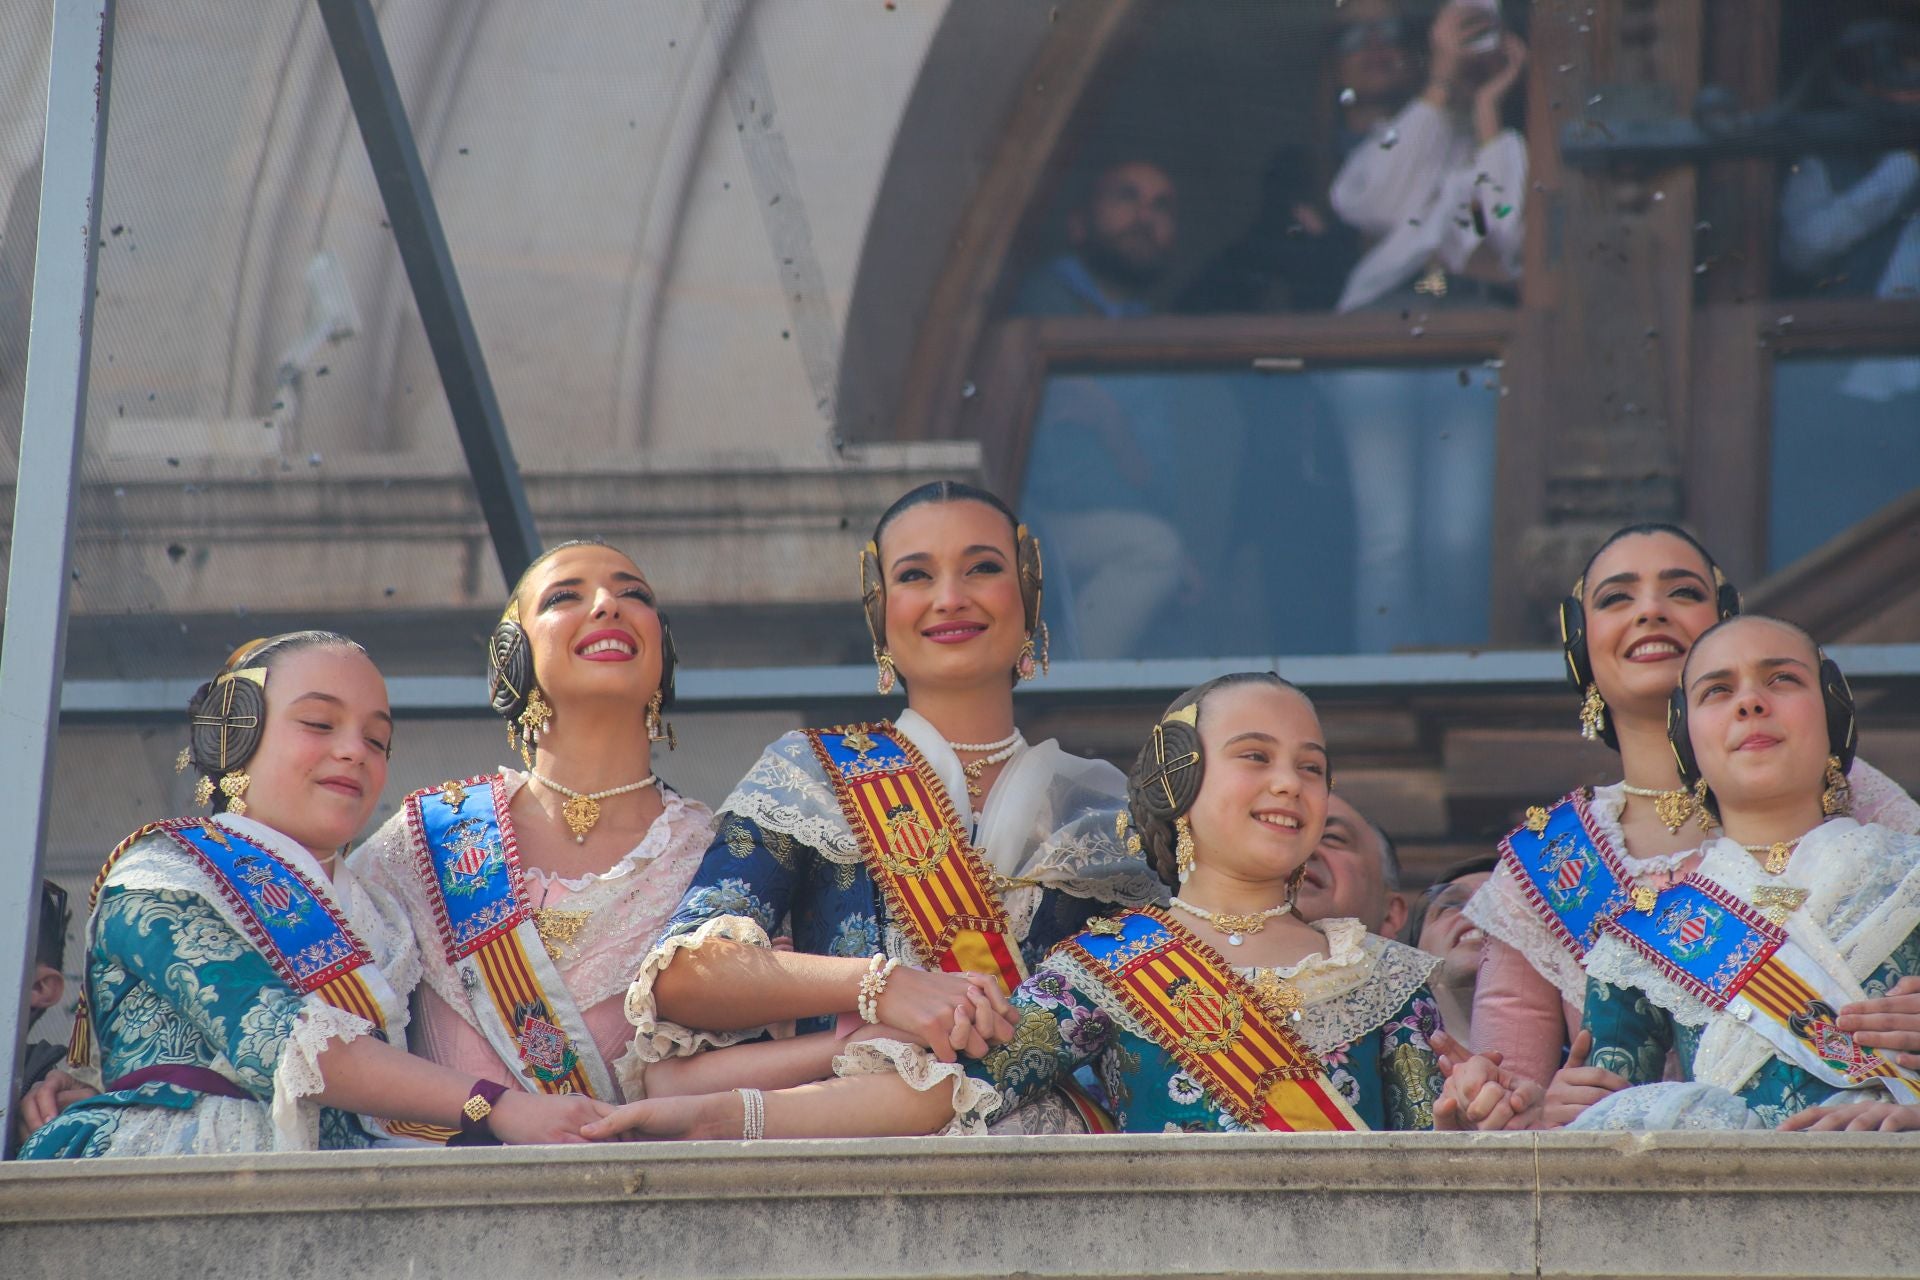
[316,0,541,583]
[0,0,114,1144]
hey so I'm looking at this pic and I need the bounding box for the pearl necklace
[1169,895,1294,946]
[944,729,1024,798]
[1620,782,1695,834]
[529,770,659,843]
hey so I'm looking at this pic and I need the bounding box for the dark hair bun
[1126,712,1205,891]
[186,674,268,775]
[488,614,534,721]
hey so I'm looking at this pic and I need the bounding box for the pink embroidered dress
[351,770,712,1098]
[1463,760,1920,1087]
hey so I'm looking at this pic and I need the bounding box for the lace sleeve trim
[718,736,864,864]
[623,914,774,1062]
[831,1036,1004,1136]
[1850,757,1920,836]
[268,1000,375,1152]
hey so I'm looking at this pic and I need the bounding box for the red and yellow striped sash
[808,725,1026,993]
[1068,908,1365,1132]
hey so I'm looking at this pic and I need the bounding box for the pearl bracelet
[856,953,900,1024]
[738,1087,765,1140]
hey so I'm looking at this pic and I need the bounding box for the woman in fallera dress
[619,481,1164,1132]
[348,541,714,1110]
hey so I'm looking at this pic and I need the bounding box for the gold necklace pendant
[1651,788,1694,834]
[1764,842,1792,875]
[560,794,601,842]
[533,907,592,959]
[962,760,986,798]
[1751,885,1809,928]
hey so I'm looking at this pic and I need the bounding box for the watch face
[463,1094,493,1123]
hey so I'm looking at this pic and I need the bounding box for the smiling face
[1183,682,1331,887]
[517,544,666,713]
[1416,872,1490,972]
[1583,532,1725,718]
[1295,792,1395,933]
[877,499,1026,693]
[243,646,391,856]
[1682,618,1831,817]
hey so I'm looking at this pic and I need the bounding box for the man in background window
[1014,159,1197,659]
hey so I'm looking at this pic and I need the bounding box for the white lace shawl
[834,920,1438,1134]
[1463,760,1920,1006]
[1582,819,1920,1092]
[717,711,1165,926]
[96,814,420,1152]
[350,770,713,1030]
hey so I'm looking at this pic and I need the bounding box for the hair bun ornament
[1131,702,1204,821]
[487,603,534,722]
[187,668,268,776]
[858,540,886,652]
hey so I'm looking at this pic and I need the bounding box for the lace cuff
[623,915,775,1062]
[830,1037,1003,1137]
[611,1048,651,1103]
[268,1000,375,1152]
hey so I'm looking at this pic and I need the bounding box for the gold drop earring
[646,690,677,751]
[514,688,553,769]
[1693,780,1716,832]
[1174,816,1197,884]
[1821,755,1853,817]
[874,647,897,695]
[219,770,251,818]
[1579,685,1607,741]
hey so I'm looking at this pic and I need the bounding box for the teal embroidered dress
[20,818,420,1158]
[1577,819,1920,1129]
[840,915,1445,1133]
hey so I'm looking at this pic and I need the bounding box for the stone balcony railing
[5,1132,1919,1279]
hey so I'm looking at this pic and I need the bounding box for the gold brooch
[1631,884,1659,914]
[1085,916,1125,937]
[441,779,468,811]
[1524,806,1550,833]
[1752,886,1808,928]
[533,907,592,959]
[1253,971,1305,1024]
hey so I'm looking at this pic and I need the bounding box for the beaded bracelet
[856,953,900,1024]
[738,1087,765,1140]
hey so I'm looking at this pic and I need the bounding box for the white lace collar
[1234,918,1370,981]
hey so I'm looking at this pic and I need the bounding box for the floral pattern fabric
[19,885,380,1159]
[966,948,1444,1133]
[1582,927,1920,1127]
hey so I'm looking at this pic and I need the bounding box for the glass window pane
[1019,362,1499,657]
[997,0,1529,319]
[1769,353,1920,569]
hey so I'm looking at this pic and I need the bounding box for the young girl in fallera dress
[20,634,610,1157]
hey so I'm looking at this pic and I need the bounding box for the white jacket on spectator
[1330,96,1526,312]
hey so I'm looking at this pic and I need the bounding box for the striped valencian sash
[404,775,617,1104]
[1603,876,1920,1103]
[808,723,1116,1131]
[69,818,403,1079]
[1066,908,1367,1132]
[807,724,1027,993]
[1497,790,1635,963]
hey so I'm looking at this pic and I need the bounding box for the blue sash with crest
[1600,874,1920,1103]
[403,774,616,1100]
[1497,791,1634,962]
